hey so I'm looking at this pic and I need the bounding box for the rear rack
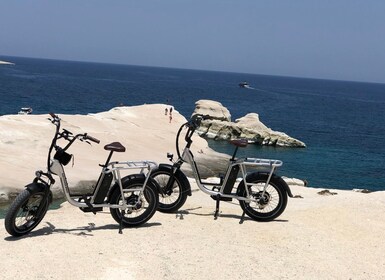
[106,160,158,174]
[242,158,283,168]
[238,158,283,193]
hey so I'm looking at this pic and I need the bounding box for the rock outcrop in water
[192,100,306,147]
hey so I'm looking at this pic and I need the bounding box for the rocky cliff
[192,100,306,147]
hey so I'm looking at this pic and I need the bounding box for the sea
[1,56,385,192]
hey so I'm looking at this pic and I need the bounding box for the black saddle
[229,139,248,148]
[104,142,126,152]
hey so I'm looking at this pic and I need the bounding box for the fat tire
[109,177,158,227]
[237,173,288,222]
[5,183,50,237]
[150,166,189,213]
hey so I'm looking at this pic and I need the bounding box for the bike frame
[35,113,158,211]
[179,146,283,203]
[165,114,288,204]
[48,158,157,210]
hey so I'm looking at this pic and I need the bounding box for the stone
[193,100,306,147]
[317,189,338,196]
[192,100,231,121]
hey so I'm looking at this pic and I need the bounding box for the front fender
[26,182,53,204]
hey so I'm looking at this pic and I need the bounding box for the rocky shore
[192,100,306,147]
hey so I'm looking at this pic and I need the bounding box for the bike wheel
[151,167,188,213]
[109,177,158,227]
[237,173,288,222]
[5,183,50,237]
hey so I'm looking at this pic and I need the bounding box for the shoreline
[1,104,381,208]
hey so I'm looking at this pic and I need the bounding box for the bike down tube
[181,148,215,197]
[50,160,87,208]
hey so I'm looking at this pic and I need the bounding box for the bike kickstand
[214,194,221,220]
[118,210,124,234]
[239,211,246,224]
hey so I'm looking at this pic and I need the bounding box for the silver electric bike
[5,113,159,237]
[151,114,294,222]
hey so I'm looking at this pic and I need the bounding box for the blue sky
[1,1,385,83]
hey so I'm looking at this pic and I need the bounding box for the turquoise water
[1,56,385,191]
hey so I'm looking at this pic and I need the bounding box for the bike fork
[163,166,179,194]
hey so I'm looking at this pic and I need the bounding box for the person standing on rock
[169,106,173,123]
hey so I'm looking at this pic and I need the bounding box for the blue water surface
[1,56,385,190]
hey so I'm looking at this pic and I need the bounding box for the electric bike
[151,114,293,222]
[5,113,159,236]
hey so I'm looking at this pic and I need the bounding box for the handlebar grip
[49,112,57,119]
[85,134,100,144]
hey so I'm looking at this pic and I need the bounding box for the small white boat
[238,81,250,88]
[18,107,33,115]
[0,60,15,65]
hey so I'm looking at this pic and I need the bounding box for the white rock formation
[193,100,231,121]
[0,104,228,205]
[193,100,306,147]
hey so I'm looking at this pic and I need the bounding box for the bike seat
[229,139,248,148]
[104,142,126,152]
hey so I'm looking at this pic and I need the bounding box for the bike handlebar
[84,134,100,144]
[175,114,213,158]
[47,113,100,171]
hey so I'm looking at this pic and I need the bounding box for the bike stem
[231,146,239,161]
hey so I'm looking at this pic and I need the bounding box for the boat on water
[0,60,15,65]
[238,81,249,88]
[18,107,33,115]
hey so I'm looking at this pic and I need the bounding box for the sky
[1,0,385,83]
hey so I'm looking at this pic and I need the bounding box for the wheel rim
[153,173,181,206]
[15,193,45,232]
[118,187,150,219]
[247,182,280,214]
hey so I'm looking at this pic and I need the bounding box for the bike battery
[94,172,113,204]
[223,165,239,194]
